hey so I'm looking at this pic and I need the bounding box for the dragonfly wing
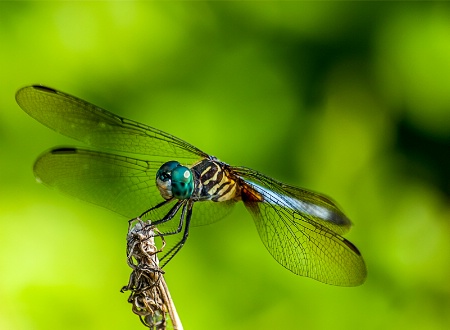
[16,85,208,161]
[34,148,165,218]
[189,199,236,226]
[233,167,366,286]
[233,167,352,235]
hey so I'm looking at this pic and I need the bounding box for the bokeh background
[1,2,449,330]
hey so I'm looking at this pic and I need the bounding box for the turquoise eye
[156,161,194,200]
[171,165,194,199]
[157,161,179,181]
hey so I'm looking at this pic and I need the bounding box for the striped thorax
[191,159,240,202]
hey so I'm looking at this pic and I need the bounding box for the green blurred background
[1,2,449,330]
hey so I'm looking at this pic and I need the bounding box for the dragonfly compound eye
[156,161,181,199]
[156,161,180,181]
[156,161,194,200]
[170,165,194,199]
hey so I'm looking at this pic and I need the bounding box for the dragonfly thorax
[191,159,240,202]
[156,161,194,200]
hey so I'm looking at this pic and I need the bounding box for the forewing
[233,167,366,286]
[16,85,208,161]
[34,148,163,218]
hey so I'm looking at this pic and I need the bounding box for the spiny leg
[138,199,174,220]
[129,198,194,266]
[150,200,184,227]
[160,201,194,267]
[127,199,174,231]
[128,200,185,246]
[135,199,184,231]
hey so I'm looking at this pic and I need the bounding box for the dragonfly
[16,85,366,286]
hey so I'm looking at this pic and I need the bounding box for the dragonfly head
[156,161,194,200]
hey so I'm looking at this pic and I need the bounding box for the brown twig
[121,218,183,330]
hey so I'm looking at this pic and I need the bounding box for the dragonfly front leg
[138,199,175,220]
[128,199,176,230]
[132,199,184,228]
[128,200,185,240]
[148,200,184,228]
[138,199,188,238]
[131,198,194,267]
[160,201,194,267]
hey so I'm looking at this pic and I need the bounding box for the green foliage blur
[1,2,450,330]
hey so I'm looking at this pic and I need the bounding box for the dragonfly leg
[128,199,176,232]
[160,201,194,267]
[128,200,185,242]
[150,200,184,227]
[138,199,174,219]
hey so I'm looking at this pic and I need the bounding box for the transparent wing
[34,148,163,218]
[35,147,235,227]
[234,167,352,235]
[233,166,366,286]
[16,85,208,162]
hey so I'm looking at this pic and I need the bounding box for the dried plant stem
[158,273,182,329]
[122,218,183,330]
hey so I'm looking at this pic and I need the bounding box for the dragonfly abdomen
[192,159,240,202]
